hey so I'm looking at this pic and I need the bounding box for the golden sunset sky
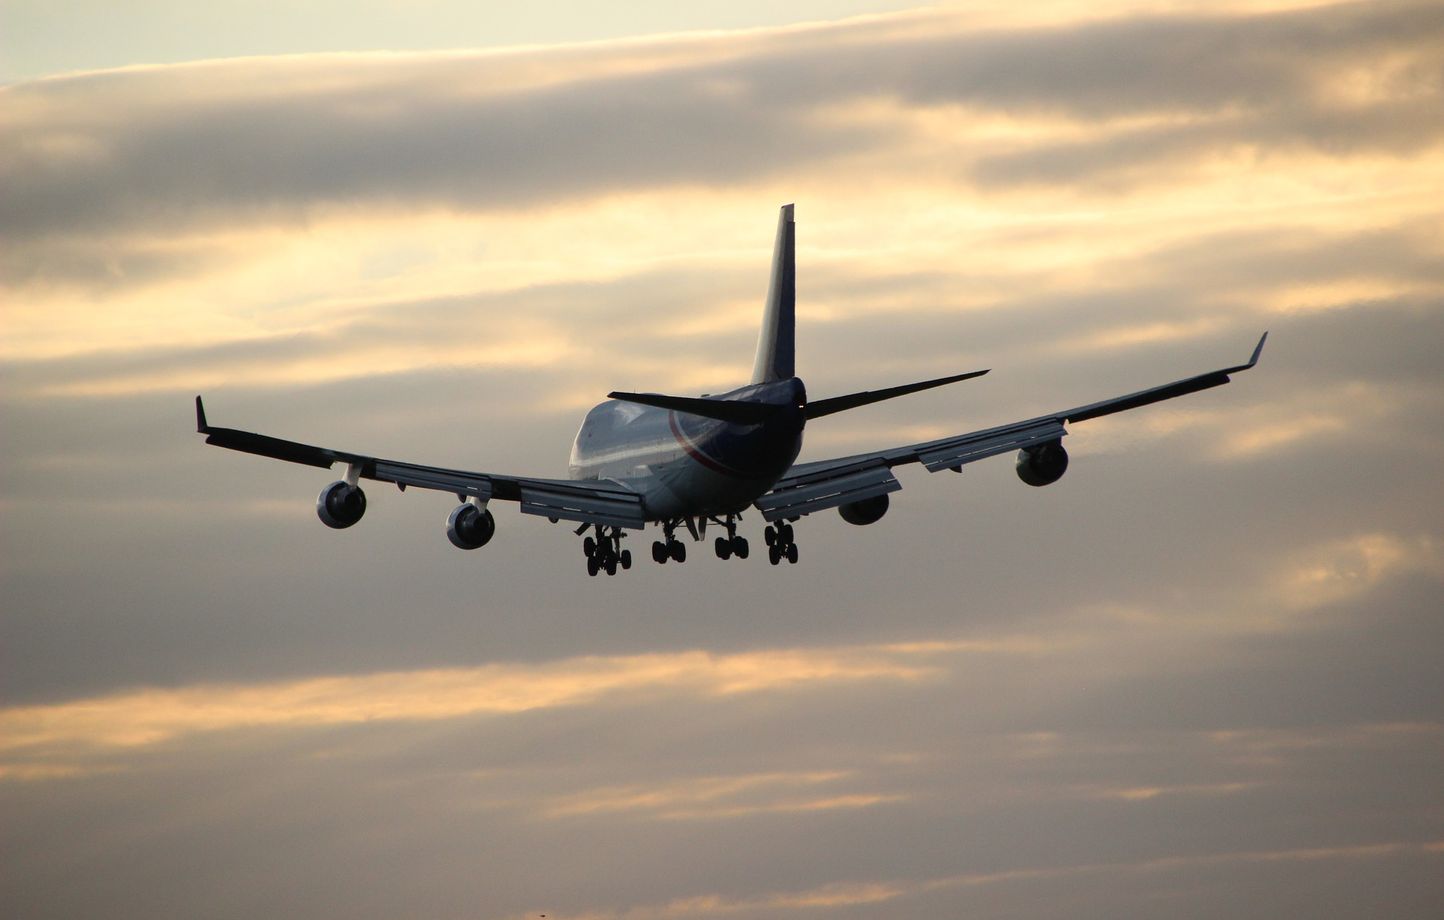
[3,2,1442,918]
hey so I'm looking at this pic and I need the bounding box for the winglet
[195,395,210,433]
[1247,331,1268,369]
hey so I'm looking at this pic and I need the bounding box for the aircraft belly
[632,453,773,520]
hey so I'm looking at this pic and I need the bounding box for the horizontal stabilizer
[607,391,781,425]
[805,368,989,420]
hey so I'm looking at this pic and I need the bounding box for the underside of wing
[753,457,901,522]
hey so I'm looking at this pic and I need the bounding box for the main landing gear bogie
[765,521,799,565]
[653,519,687,565]
[714,535,750,560]
[711,513,750,561]
[583,525,631,577]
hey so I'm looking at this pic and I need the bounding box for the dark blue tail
[750,204,795,384]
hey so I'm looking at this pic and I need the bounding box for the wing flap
[754,461,901,521]
[915,419,1067,473]
[371,460,495,500]
[519,481,647,530]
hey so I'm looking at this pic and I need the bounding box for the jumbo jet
[196,205,1265,575]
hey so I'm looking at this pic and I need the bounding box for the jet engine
[317,480,367,528]
[838,493,890,526]
[1015,439,1069,487]
[446,503,496,550]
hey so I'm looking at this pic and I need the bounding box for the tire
[764,526,776,546]
[734,537,749,559]
[583,536,596,557]
[587,556,599,576]
[769,545,781,565]
[780,523,793,543]
[652,541,667,564]
[670,540,686,563]
[715,536,732,559]
[605,556,618,576]
[786,543,798,564]
[620,549,632,569]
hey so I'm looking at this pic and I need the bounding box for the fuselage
[569,378,807,520]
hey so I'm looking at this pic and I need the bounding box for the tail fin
[750,204,796,384]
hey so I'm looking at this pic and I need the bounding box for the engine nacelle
[838,493,890,526]
[317,480,367,528]
[1016,439,1069,487]
[446,503,496,550]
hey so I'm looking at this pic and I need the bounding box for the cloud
[0,640,951,774]
[577,840,1444,919]
[3,4,1444,919]
[541,770,903,821]
[4,0,1442,252]
[1275,532,1443,610]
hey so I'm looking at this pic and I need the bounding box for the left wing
[755,333,1267,522]
[195,397,646,529]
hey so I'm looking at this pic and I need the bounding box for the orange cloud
[0,641,949,778]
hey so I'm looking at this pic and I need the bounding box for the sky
[2,0,1443,917]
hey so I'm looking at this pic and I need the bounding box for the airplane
[195,204,1266,575]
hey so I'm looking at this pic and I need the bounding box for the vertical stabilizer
[750,204,796,384]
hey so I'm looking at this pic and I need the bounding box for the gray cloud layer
[3,2,1444,918]
[4,0,1442,252]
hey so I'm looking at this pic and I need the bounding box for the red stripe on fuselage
[668,412,748,479]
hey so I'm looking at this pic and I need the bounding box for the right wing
[195,397,646,529]
[755,333,1267,522]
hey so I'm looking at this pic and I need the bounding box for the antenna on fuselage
[750,204,795,384]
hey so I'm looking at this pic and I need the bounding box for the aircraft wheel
[780,523,794,544]
[769,544,781,565]
[605,555,618,576]
[652,541,668,564]
[715,536,732,560]
[670,540,686,563]
[786,543,799,565]
[764,526,776,546]
[621,549,632,570]
[587,555,600,576]
[583,536,596,557]
[734,537,749,559]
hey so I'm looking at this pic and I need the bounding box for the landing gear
[652,519,689,565]
[765,521,799,565]
[648,514,764,566]
[710,514,749,560]
[582,524,630,576]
